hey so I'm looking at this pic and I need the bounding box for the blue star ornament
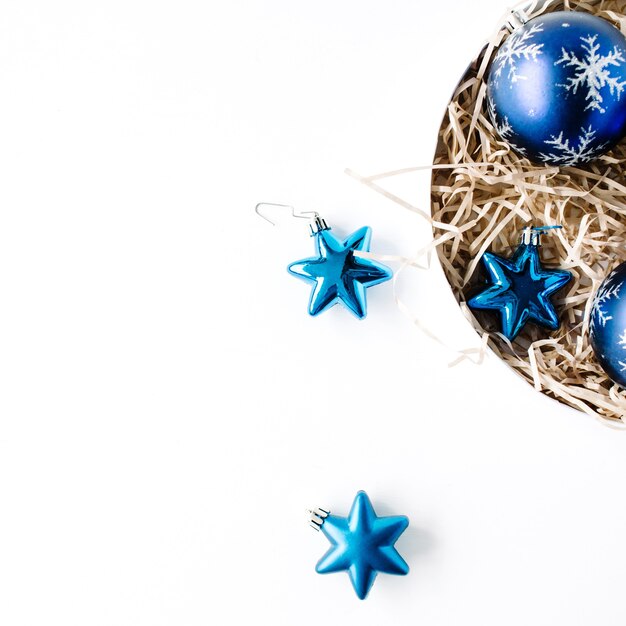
[288,226,392,319]
[315,491,409,599]
[468,241,572,341]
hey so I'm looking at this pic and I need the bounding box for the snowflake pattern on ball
[492,22,544,87]
[538,125,606,166]
[618,329,626,372]
[555,34,626,113]
[590,269,621,334]
[487,94,527,155]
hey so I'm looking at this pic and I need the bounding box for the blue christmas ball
[487,11,626,165]
[590,262,626,387]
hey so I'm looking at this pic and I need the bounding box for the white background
[1,1,626,625]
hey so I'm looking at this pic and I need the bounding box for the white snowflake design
[492,23,544,86]
[590,269,621,334]
[487,93,527,156]
[538,125,605,166]
[555,34,626,113]
[619,329,626,372]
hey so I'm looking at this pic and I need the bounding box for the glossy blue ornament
[288,224,392,319]
[468,228,572,341]
[313,491,409,600]
[488,11,626,165]
[590,262,626,387]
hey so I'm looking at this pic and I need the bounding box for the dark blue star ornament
[468,226,572,341]
[288,218,392,319]
[308,491,409,600]
[488,10,626,165]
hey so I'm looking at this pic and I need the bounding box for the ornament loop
[307,507,330,531]
[308,215,329,235]
[505,8,529,33]
[521,224,563,246]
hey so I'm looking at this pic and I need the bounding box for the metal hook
[255,202,329,235]
[254,202,320,226]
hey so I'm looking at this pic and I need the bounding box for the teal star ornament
[310,491,409,599]
[468,228,572,341]
[288,224,392,319]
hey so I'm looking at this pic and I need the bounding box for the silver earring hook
[255,202,329,235]
[254,202,320,226]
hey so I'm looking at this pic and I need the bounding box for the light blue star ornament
[288,219,392,319]
[309,491,409,599]
[468,226,572,341]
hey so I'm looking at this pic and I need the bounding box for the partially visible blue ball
[590,262,626,387]
[487,11,626,165]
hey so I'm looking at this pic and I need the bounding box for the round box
[431,0,626,421]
